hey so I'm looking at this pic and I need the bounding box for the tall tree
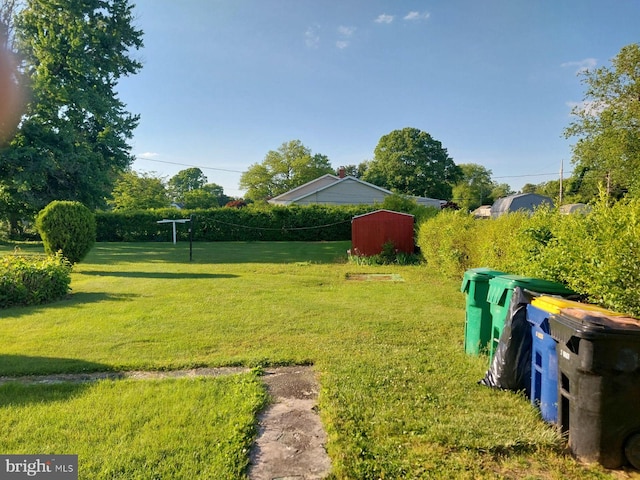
[490,183,514,201]
[342,162,369,178]
[363,127,461,200]
[0,0,143,234]
[168,167,207,202]
[182,183,229,209]
[108,171,169,210]
[451,163,495,211]
[564,43,640,198]
[239,140,334,200]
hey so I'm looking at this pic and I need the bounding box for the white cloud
[338,25,355,37]
[561,58,597,74]
[138,152,159,159]
[404,11,430,21]
[335,25,355,49]
[305,25,320,48]
[375,14,394,24]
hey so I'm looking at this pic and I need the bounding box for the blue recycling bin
[526,303,559,424]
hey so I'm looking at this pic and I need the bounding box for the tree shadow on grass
[78,271,238,279]
[87,241,351,265]
[1,292,139,318]
[0,355,117,406]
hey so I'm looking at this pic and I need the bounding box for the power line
[134,156,574,184]
[134,156,244,174]
[493,171,573,179]
[210,218,350,231]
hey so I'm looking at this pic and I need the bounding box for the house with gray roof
[268,171,444,208]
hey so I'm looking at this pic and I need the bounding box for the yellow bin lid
[531,295,626,316]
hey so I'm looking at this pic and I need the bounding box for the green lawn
[0,241,634,479]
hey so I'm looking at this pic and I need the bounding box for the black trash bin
[550,308,640,469]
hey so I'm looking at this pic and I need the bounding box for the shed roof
[352,209,415,220]
[559,203,592,214]
[491,193,553,218]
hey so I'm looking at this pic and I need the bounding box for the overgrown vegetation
[348,240,422,265]
[417,195,640,315]
[0,252,72,308]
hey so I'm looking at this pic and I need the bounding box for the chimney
[338,166,345,178]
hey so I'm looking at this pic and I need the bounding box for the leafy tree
[451,163,495,211]
[363,127,461,200]
[0,0,143,235]
[168,168,229,208]
[109,171,169,210]
[379,193,439,224]
[239,140,334,200]
[182,183,230,209]
[342,162,369,178]
[168,167,207,202]
[490,183,514,201]
[564,43,640,198]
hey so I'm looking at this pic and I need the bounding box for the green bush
[36,201,96,264]
[95,204,375,242]
[0,253,72,308]
[417,196,640,316]
[528,196,640,315]
[378,194,440,225]
[416,210,477,278]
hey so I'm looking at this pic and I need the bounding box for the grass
[0,241,637,479]
[0,375,267,478]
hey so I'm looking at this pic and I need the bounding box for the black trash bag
[479,287,533,396]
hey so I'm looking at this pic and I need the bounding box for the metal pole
[172,221,177,245]
[189,215,194,262]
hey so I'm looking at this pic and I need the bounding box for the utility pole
[559,159,564,205]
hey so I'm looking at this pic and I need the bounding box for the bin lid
[487,275,574,305]
[550,308,640,339]
[460,268,506,293]
[531,296,625,316]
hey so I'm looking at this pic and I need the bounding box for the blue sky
[116,1,640,199]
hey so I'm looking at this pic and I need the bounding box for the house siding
[295,179,388,205]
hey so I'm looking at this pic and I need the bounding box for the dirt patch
[346,273,404,281]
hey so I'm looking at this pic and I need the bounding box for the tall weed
[417,210,476,278]
[417,196,640,315]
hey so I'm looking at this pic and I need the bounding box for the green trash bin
[487,275,574,360]
[461,268,506,355]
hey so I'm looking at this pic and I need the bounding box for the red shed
[351,209,415,256]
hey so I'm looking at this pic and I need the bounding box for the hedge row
[417,195,640,316]
[95,204,376,242]
[0,253,72,308]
